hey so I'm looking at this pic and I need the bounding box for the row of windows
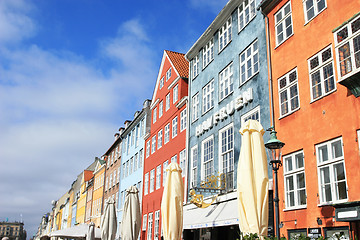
[105,167,120,191]
[191,0,257,79]
[283,137,348,209]
[192,40,259,122]
[147,109,186,157]
[142,210,161,240]
[144,149,186,196]
[159,67,172,89]
[107,143,121,168]
[123,118,146,156]
[153,84,179,124]
[275,0,327,47]
[278,44,337,118]
[122,149,144,179]
[190,111,260,186]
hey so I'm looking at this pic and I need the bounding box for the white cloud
[0,0,36,45]
[0,5,157,238]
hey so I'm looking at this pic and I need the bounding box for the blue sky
[0,0,228,238]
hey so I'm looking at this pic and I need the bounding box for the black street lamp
[265,127,285,239]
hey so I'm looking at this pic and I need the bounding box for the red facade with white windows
[141,50,189,240]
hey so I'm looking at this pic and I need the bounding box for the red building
[141,50,188,240]
[259,0,360,239]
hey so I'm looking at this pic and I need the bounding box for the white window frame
[219,62,234,101]
[157,130,163,149]
[146,141,150,158]
[238,0,256,32]
[153,107,157,124]
[166,68,172,81]
[218,123,234,174]
[142,214,147,231]
[203,38,214,68]
[180,109,187,132]
[147,212,153,240]
[192,93,199,122]
[129,158,133,175]
[202,80,214,114]
[180,149,186,177]
[240,39,259,85]
[144,173,149,195]
[150,169,155,193]
[241,105,260,125]
[151,135,156,154]
[164,123,170,144]
[278,68,300,118]
[201,135,214,181]
[173,84,178,104]
[163,160,169,187]
[154,210,160,240]
[139,149,143,168]
[171,154,177,164]
[172,116,178,138]
[275,1,293,46]
[159,101,163,118]
[308,45,336,101]
[283,150,307,209]
[303,0,327,23]
[316,137,348,204]
[159,76,164,89]
[192,54,200,79]
[219,17,232,52]
[191,145,198,187]
[165,93,170,111]
[134,154,138,172]
[334,15,360,81]
[156,165,161,190]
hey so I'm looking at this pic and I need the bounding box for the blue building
[183,0,272,238]
[117,99,151,233]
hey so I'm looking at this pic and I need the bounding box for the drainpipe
[260,8,276,131]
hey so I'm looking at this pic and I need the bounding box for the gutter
[259,7,276,130]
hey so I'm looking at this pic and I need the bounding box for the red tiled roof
[165,50,189,79]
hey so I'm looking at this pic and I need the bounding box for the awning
[183,198,239,229]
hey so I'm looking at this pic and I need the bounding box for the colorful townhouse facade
[76,164,95,225]
[258,0,360,239]
[91,158,106,227]
[141,50,189,240]
[118,100,151,233]
[184,0,272,238]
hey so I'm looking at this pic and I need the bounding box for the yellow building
[76,160,97,225]
[91,158,106,227]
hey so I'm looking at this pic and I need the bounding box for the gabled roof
[151,50,189,107]
[165,50,189,78]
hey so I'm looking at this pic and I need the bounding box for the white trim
[275,1,293,47]
[278,68,300,118]
[168,76,180,90]
[218,123,234,175]
[302,0,327,24]
[201,135,214,181]
[241,105,260,125]
[218,17,232,53]
[237,0,256,33]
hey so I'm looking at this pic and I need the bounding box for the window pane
[323,63,335,93]
[310,56,319,70]
[354,35,360,68]
[319,145,328,163]
[332,140,343,158]
[306,0,315,20]
[338,43,352,76]
[351,15,360,34]
[311,71,322,99]
[297,173,305,188]
[337,27,348,43]
[337,181,348,200]
[295,153,304,169]
[334,162,345,181]
[317,0,326,12]
[286,176,294,190]
[285,156,293,172]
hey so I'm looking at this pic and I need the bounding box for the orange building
[91,158,106,227]
[259,0,360,239]
[141,50,188,240]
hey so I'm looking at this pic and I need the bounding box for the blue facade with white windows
[183,0,272,238]
[117,99,151,233]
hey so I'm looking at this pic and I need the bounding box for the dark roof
[165,50,189,79]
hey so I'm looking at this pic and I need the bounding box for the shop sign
[308,228,322,240]
[335,206,360,221]
[195,88,253,137]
